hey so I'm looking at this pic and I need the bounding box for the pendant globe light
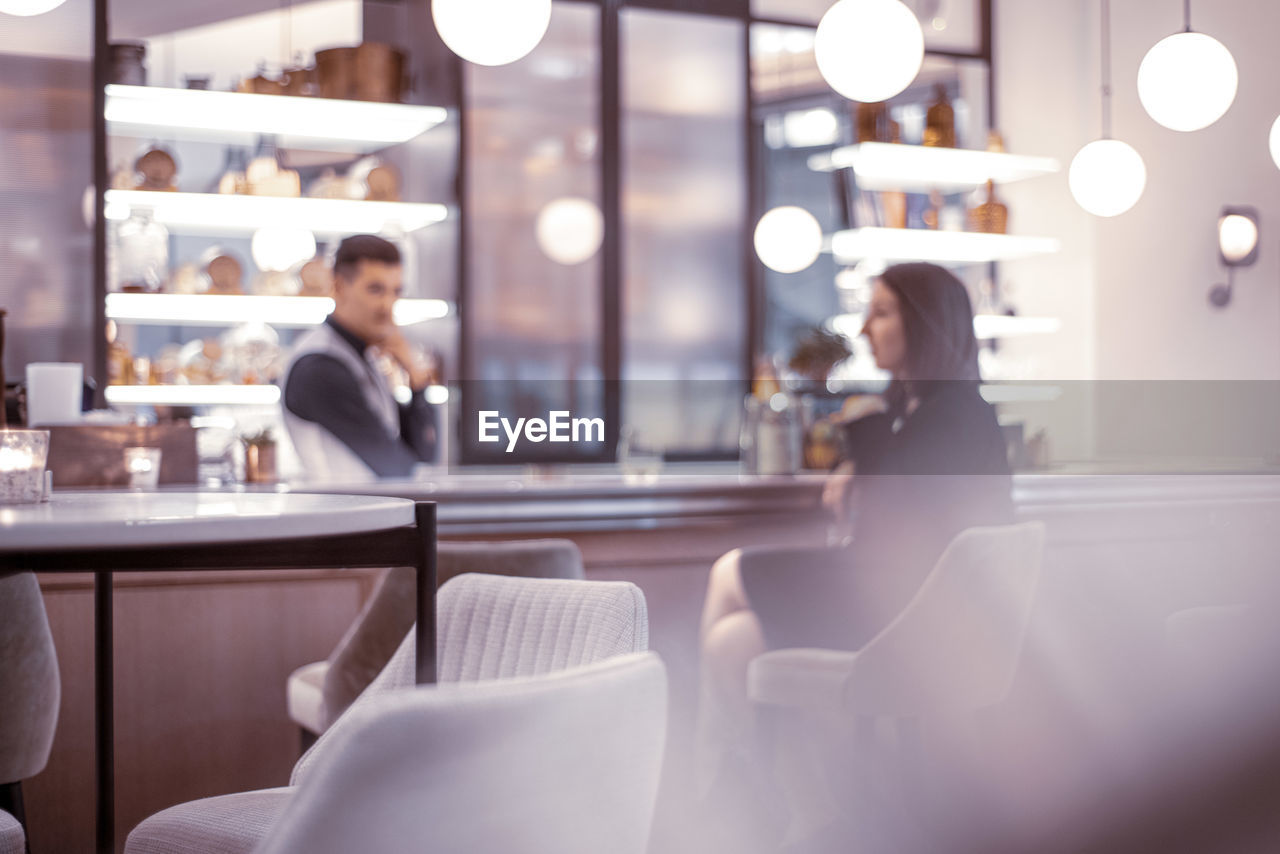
[1137,1,1237,132]
[1069,0,1146,217]
[536,197,603,266]
[0,0,67,14]
[432,0,551,67]
[1269,115,1280,172]
[754,206,823,274]
[814,0,924,103]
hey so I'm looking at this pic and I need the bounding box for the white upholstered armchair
[126,573,650,854]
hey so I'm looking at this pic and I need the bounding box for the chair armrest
[748,648,858,715]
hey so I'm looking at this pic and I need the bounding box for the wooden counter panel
[26,569,380,854]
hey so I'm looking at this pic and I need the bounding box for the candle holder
[123,446,162,489]
[0,429,51,504]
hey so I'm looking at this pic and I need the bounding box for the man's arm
[284,354,421,477]
[398,394,438,463]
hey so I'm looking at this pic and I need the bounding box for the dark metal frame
[1,501,438,854]
[747,0,997,357]
[452,0,994,464]
[89,0,993,460]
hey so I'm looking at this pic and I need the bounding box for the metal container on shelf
[108,42,147,86]
[315,43,406,102]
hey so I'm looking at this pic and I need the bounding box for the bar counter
[24,467,1280,852]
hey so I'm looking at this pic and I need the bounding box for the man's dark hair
[333,235,401,281]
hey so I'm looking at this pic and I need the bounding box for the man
[283,235,437,481]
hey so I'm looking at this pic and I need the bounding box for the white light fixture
[1270,115,1280,172]
[104,191,447,236]
[105,293,451,328]
[808,142,1060,192]
[1209,206,1260,308]
[754,206,823,274]
[1218,213,1258,264]
[0,0,66,16]
[432,0,552,66]
[814,0,924,103]
[1137,2,1237,132]
[251,226,316,272]
[535,197,604,266]
[105,385,282,407]
[105,85,446,148]
[782,108,840,149]
[830,228,1060,265]
[1069,139,1147,218]
[1070,0,1146,217]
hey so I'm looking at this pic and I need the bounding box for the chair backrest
[295,573,648,785]
[0,808,25,854]
[0,571,60,784]
[843,522,1045,717]
[322,539,585,727]
[262,653,667,854]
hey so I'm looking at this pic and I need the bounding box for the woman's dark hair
[333,234,401,281]
[877,262,980,414]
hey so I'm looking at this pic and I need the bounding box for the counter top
[0,491,416,550]
[241,468,1280,535]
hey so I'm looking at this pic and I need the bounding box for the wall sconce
[1209,206,1260,308]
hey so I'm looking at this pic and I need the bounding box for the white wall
[1098,0,1280,380]
[997,0,1280,382]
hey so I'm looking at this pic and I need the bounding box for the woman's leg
[697,549,768,794]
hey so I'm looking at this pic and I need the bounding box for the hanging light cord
[1100,0,1112,139]
[1184,0,1192,32]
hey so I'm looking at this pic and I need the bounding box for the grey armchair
[287,539,586,740]
[0,810,24,854]
[747,523,1046,850]
[0,571,61,850]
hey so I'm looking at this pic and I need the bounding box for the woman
[697,262,1013,793]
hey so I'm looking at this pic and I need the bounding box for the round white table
[0,491,438,854]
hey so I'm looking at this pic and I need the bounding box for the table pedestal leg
[414,503,437,686]
[95,571,113,854]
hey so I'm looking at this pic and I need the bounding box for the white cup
[25,363,83,426]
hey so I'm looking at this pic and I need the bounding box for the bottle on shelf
[968,180,1009,234]
[110,208,170,293]
[245,135,301,197]
[923,83,956,148]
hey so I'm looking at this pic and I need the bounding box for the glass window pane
[750,0,983,54]
[461,1,605,463]
[0,45,93,377]
[621,8,747,458]
[753,22,992,384]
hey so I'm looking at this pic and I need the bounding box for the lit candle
[0,429,50,505]
[0,446,34,472]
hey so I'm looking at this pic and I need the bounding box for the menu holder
[46,423,198,487]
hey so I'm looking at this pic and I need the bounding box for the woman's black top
[741,382,1014,651]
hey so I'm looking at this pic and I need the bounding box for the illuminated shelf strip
[979,385,1065,404]
[106,84,448,147]
[105,385,281,407]
[808,142,1060,193]
[106,293,450,328]
[105,190,448,236]
[830,228,1060,265]
[833,312,1060,341]
[973,315,1061,340]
